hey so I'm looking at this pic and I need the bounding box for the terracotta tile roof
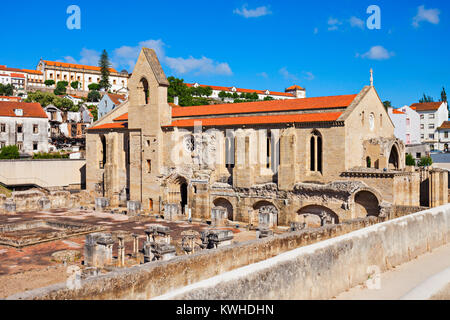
[392,109,405,114]
[164,112,343,128]
[438,121,450,130]
[22,69,43,75]
[172,94,357,118]
[43,60,118,73]
[286,85,305,91]
[114,113,129,121]
[0,101,47,118]
[0,66,24,73]
[106,93,126,105]
[10,73,25,78]
[88,122,128,130]
[186,83,295,97]
[0,96,21,101]
[410,102,444,112]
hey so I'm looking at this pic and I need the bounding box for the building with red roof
[85,48,444,225]
[0,101,49,153]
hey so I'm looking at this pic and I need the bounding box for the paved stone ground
[0,208,256,298]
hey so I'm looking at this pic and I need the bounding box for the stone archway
[354,190,380,217]
[213,198,234,221]
[253,200,278,228]
[166,175,189,215]
[297,205,339,228]
[389,144,400,170]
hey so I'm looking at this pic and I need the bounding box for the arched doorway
[253,201,278,227]
[389,145,399,170]
[213,198,234,221]
[167,175,189,215]
[354,191,379,217]
[297,205,339,228]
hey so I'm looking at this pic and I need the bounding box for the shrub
[405,153,416,166]
[0,145,20,159]
[32,151,69,159]
[417,156,433,167]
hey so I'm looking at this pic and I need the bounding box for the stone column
[117,235,125,267]
[132,234,139,258]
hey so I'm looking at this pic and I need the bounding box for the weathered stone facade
[85,48,448,227]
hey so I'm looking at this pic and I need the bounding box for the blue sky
[2,0,449,106]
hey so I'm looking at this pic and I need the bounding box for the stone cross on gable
[370,68,374,87]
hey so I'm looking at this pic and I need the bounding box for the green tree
[441,87,447,103]
[419,94,434,103]
[70,81,80,90]
[167,76,193,106]
[88,83,101,91]
[88,90,101,102]
[0,145,20,159]
[54,81,68,95]
[44,80,55,87]
[406,153,416,166]
[0,84,14,96]
[99,49,111,91]
[87,105,98,121]
[417,156,433,167]
[264,96,274,101]
[383,101,392,110]
[218,91,227,100]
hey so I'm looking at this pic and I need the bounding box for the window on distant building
[406,134,411,144]
[429,124,435,129]
[17,142,23,150]
[89,77,92,82]
[421,134,424,139]
[0,141,5,148]
[420,114,424,119]
[429,134,434,139]
[0,124,5,133]
[113,80,116,85]
[446,131,449,139]
[33,142,38,151]
[64,75,67,80]
[17,124,23,133]
[49,73,53,79]
[33,124,38,134]
[429,114,435,119]
[147,160,152,173]
[421,124,424,129]
[406,118,410,126]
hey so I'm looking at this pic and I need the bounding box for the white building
[388,105,421,145]
[97,93,127,119]
[0,101,49,153]
[411,101,449,151]
[37,60,129,93]
[185,83,306,102]
[0,65,45,90]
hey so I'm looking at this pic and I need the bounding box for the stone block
[39,197,51,210]
[95,197,109,211]
[127,201,141,215]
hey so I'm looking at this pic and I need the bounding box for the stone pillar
[278,131,297,190]
[132,234,139,258]
[117,235,125,267]
[38,197,51,210]
[3,200,16,214]
[127,200,141,216]
[95,197,109,211]
[84,233,114,268]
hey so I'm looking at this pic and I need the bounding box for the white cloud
[165,56,232,76]
[233,5,271,18]
[303,71,315,81]
[257,72,268,78]
[279,67,298,81]
[350,16,364,29]
[63,39,232,76]
[327,17,342,31]
[64,48,101,66]
[413,5,440,28]
[113,39,166,70]
[359,46,394,60]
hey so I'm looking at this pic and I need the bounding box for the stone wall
[157,205,450,300]
[0,189,94,214]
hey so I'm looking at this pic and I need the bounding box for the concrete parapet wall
[0,159,86,189]
[157,205,450,300]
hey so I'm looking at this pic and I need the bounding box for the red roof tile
[43,60,118,73]
[164,112,343,128]
[0,101,47,118]
[88,122,128,130]
[392,109,405,114]
[286,85,305,91]
[410,102,444,112]
[106,93,126,105]
[114,113,129,121]
[186,83,295,97]
[10,73,25,78]
[438,121,450,130]
[172,94,357,118]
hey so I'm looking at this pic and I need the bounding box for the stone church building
[86,48,447,228]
